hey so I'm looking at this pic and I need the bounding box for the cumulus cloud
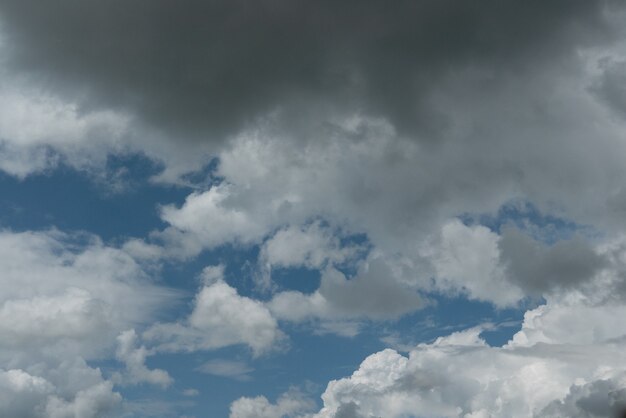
[260,222,363,270]
[0,229,174,362]
[0,362,122,418]
[420,219,523,306]
[304,309,626,418]
[269,256,422,333]
[114,329,172,388]
[144,266,283,356]
[0,229,177,416]
[244,233,626,417]
[537,376,626,418]
[230,389,315,418]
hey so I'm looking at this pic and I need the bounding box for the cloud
[144,266,283,356]
[0,0,614,145]
[498,227,607,296]
[421,219,523,307]
[269,257,422,329]
[196,359,253,381]
[230,388,315,418]
[255,221,366,290]
[0,229,175,361]
[245,242,626,417]
[0,361,122,418]
[260,222,364,271]
[0,77,131,178]
[537,376,626,418]
[3,1,626,415]
[0,229,178,416]
[305,316,626,417]
[114,329,172,388]
[0,1,621,185]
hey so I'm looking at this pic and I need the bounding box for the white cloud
[261,222,363,271]
[0,229,178,416]
[0,229,175,362]
[420,219,524,307]
[294,294,626,418]
[196,359,253,381]
[157,185,270,256]
[144,267,283,356]
[230,389,315,418]
[0,361,122,418]
[114,329,172,388]
[0,79,130,178]
[182,388,199,397]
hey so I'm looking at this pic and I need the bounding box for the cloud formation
[2,0,626,416]
[144,265,283,356]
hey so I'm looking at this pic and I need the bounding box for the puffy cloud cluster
[232,229,626,417]
[0,358,121,418]
[0,229,178,416]
[0,229,173,361]
[114,329,172,388]
[254,297,626,417]
[230,389,315,418]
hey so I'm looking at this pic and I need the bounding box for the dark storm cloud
[0,0,615,143]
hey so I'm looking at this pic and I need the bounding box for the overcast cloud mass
[1,0,626,417]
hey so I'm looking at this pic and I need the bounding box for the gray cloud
[0,0,616,145]
[537,377,626,418]
[499,228,607,296]
[593,58,626,118]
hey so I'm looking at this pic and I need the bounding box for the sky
[1,1,626,417]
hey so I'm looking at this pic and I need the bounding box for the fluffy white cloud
[420,219,523,307]
[144,266,283,356]
[230,389,315,418]
[0,229,174,361]
[0,78,129,178]
[238,234,626,417]
[260,222,363,271]
[114,329,172,388]
[255,222,366,290]
[0,229,177,416]
[0,361,122,418]
[158,185,269,255]
[292,291,626,418]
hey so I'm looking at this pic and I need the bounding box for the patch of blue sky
[0,154,188,240]
[270,266,321,294]
[388,292,535,350]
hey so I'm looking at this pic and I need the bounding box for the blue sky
[1,2,626,418]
